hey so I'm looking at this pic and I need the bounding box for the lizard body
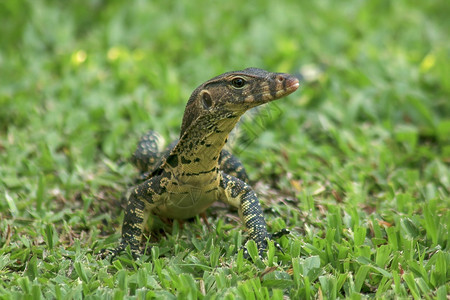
[113,68,299,257]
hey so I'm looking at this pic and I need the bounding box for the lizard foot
[242,228,290,260]
[99,244,141,261]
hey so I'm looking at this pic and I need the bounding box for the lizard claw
[271,228,290,255]
[241,246,264,261]
[271,228,290,239]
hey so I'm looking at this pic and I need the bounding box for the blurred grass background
[0,0,449,298]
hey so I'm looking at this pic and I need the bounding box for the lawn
[0,0,449,298]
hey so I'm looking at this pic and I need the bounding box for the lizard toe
[100,243,141,261]
[270,228,290,239]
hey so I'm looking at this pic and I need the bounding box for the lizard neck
[172,111,241,174]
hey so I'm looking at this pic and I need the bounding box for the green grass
[1,0,449,298]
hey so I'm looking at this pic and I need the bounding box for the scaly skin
[110,68,299,258]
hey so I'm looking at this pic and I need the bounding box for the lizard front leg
[111,174,164,258]
[219,172,276,257]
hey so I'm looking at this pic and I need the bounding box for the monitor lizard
[107,68,299,259]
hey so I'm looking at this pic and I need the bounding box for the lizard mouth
[279,77,300,96]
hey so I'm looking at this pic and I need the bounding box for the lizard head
[180,68,299,135]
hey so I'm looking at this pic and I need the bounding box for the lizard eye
[231,77,246,89]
